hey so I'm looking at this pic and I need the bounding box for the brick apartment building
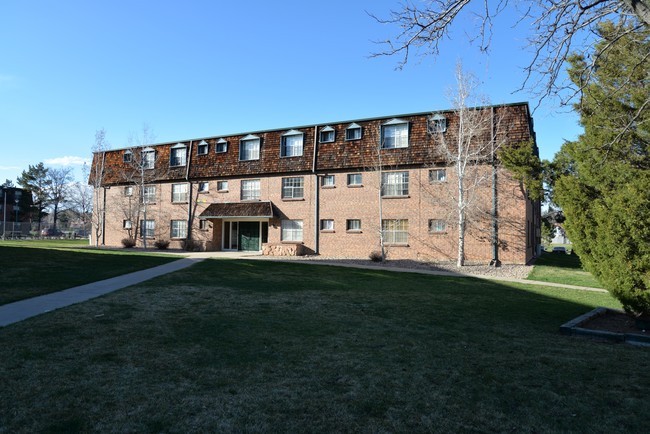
[90,102,541,264]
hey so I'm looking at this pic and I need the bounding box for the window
[197,140,208,155]
[123,150,133,163]
[170,144,187,166]
[345,123,362,141]
[240,135,260,161]
[198,181,209,193]
[381,171,409,197]
[241,179,261,200]
[172,183,189,203]
[123,220,132,229]
[429,219,447,233]
[319,126,335,143]
[217,181,228,192]
[321,175,335,187]
[282,177,304,199]
[428,114,447,133]
[320,219,334,231]
[171,220,188,239]
[381,119,409,149]
[142,185,156,204]
[347,173,362,186]
[382,219,408,244]
[142,148,155,169]
[216,138,227,153]
[281,219,303,242]
[140,219,155,238]
[199,219,209,230]
[346,219,361,232]
[429,169,447,183]
[124,186,133,197]
[281,130,304,157]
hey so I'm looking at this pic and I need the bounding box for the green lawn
[528,250,604,288]
[0,239,181,305]
[1,259,647,433]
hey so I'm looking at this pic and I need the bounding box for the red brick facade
[91,103,541,264]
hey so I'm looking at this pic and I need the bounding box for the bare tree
[90,129,109,247]
[370,1,649,112]
[46,168,73,232]
[69,163,93,236]
[427,64,509,266]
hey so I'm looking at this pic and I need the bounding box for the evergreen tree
[554,21,650,318]
[17,163,51,232]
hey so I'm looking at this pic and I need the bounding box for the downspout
[312,126,319,255]
[102,186,107,245]
[490,106,500,267]
[186,141,193,240]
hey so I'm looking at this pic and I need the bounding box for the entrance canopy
[199,201,274,219]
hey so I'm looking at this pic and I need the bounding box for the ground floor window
[382,219,408,244]
[428,219,447,233]
[346,219,361,232]
[281,219,303,242]
[140,219,155,238]
[171,220,188,238]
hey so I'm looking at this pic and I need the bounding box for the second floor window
[381,171,409,197]
[321,175,335,187]
[170,144,187,166]
[241,179,261,200]
[142,185,156,203]
[172,183,189,203]
[198,181,209,193]
[281,130,304,157]
[347,173,362,186]
[429,169,447,183]
[282,177,304,199]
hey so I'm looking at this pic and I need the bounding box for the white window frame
[282,177,304,199]
[320,219,334,231]
[199,219,209,231]
[346,219,361,232]
[241,179,261,201]
[142,185,156,204]
[347,173,362,186]
[345,123,362,141]
[140,219,155,238]
[198,181,209,193]
[429,169,447,183]
[170,143,187,167]
[382,219,408,244]
[171,219,188,239]
[123,150,133,163]
[216,138,228,153]
[319,126,335,143]
[142,148,155,170]
[381,119,409,149]
[239,135,260,161]
[171,183,189,203]
[321,175,335,187]
[124,186,133,197]
[281,219,303,242]
[428,114,447,133]
[197,140,209,155]
[217,181,229,192]
[429,219,447,233]
[381,171,409,197]
[123,219,132,229]
[281,130,304,157]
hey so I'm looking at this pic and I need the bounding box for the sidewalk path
[0,257,206,327]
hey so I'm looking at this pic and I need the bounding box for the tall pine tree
[554,21,650,318]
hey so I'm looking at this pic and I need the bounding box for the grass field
[0,239,181,305]
[1,259,647,433]
[527,250,604,288]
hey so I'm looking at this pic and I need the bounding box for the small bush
[181,238,202,252]
[369,251,384,262]
[154,239,170,250]
[121,238,136,248]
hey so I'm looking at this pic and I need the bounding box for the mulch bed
[581,310,650,335]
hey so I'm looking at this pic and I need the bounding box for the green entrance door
[238,222,260,251]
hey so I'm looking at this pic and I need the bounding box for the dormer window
[216,138,228,153]
[123,150,133,163]
[170,143,187,167]
[142,147,155,169]
[281,130,304,157]
[197,140,208,155]
[319,126,335,143]
[240,134,260,161]
[381,118,409,149]
[345,123,362,141]
[428,113,447,133]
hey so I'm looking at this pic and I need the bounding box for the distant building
[90,102,541,264]
[1,186,32,238]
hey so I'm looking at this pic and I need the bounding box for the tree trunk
[457,176,465,267]
[621,0,650,26]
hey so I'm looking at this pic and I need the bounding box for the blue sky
[0,0,582,185]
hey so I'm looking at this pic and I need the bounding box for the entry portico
[200,201,273,252]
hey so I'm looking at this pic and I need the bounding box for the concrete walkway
[0,252,606,328]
